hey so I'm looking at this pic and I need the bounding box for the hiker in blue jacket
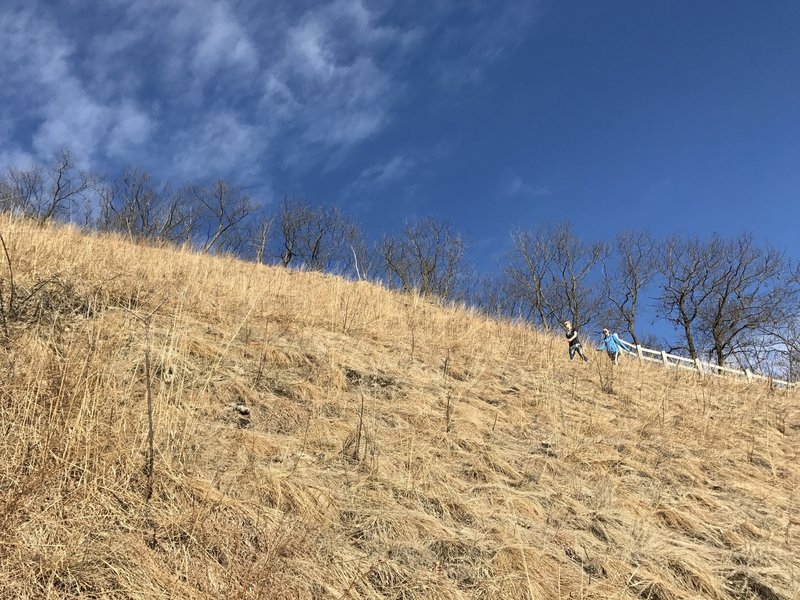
[597,328,627,364]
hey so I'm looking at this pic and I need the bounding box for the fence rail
[616,338,794,388]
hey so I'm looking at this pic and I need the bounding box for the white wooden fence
[615,338,794,388]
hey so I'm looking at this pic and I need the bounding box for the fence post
[661,351,669,366]
[694,358,702,373]
[636,345,643,360]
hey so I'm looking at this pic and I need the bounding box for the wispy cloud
[0,0,410,180]
[342,155,415,197]
[502,171,551,199]
[427,0,540,88]
[0,0,541,195]
[262,0,418,166]
[170,112,266,184]
[185,3,259,77]
[0,148,36,173]
[0,5,154,168]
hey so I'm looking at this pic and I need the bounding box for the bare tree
[190,180,256,254]
[781,263,800,381]
[503,223,606,331]
[656,236,718,360]
[602,230,657,346]
[728,258,800,378]
[0,165,43,216]
[767,320,800,382]
[658,234,795,366]
[502,228,556,326]
[381,217,472,301]
[0,150,93,224]
[696,234,792,367]
[472,273,519,318]
[277,197,359,272]
[348,235,381,281]
[97,167,191,245]
[249,213,274,265]
[550,223,608,329]
[40,150,94,224]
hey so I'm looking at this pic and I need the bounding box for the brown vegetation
[0,215,797,599]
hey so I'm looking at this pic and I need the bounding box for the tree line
[2,150,799,379]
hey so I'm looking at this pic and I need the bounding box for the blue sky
[2,0,799,275]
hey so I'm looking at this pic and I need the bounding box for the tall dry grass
[0,214,797,599]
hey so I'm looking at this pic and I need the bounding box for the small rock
[163,365,176,383]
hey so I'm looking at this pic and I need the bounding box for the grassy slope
[0,215,797,599]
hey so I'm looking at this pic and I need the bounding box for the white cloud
[343,155,414,196]
[288,20,334,80]
[2,0,407,176]
[431,0,540,88]
[170,112,266,183]
[107,103,155,159]
[0,5,154,168]
[173,0,259,80]
[503,172,550,198]
[261,0,410,163]
[0,149,36,173]
[1,0,542,193]
[33,96,109,166]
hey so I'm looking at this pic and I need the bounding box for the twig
[353,393,365,462]
[0,234,14,338]
[124,298,168,501]
[443,348,452,432]
[290,411,312,475]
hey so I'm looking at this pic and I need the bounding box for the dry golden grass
[0,214,798,599]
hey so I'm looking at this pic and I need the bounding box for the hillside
[0,215,797,600]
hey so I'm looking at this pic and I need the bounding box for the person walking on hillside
[562,320,589,362]
[597,328,627,364]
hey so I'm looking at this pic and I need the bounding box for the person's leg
[569,345,576,360]
[577,344,589,362]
